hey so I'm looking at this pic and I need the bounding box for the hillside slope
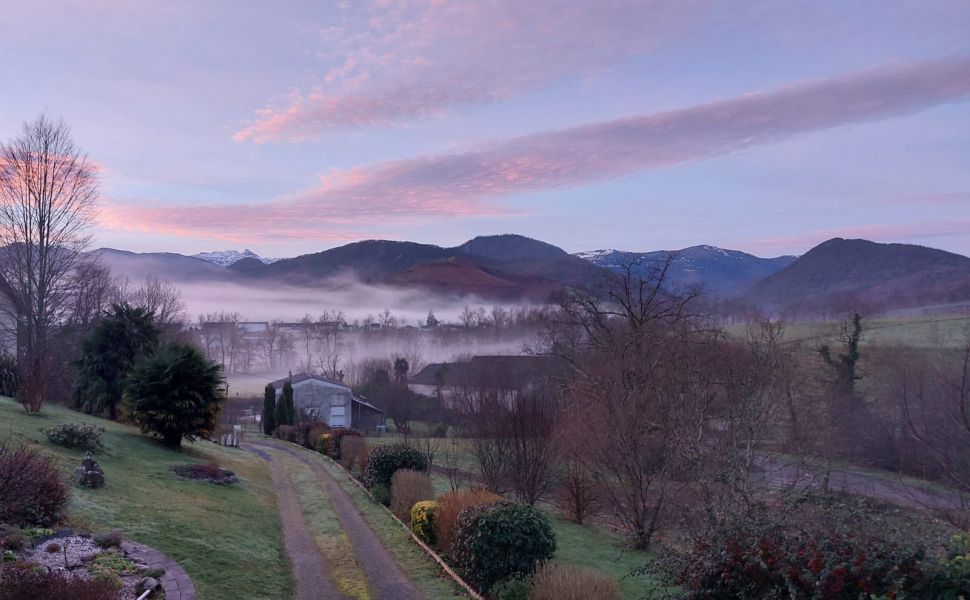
[748,238,970,313]
[0,398,292,600]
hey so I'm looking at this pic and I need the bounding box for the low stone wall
[121,541,197,600]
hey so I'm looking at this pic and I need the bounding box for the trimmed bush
[435,488,503,556]
[452,501,556,594]
[390,469,434,523]
[491,576,532,600]
[372,483,391,506]
[290,420,330,449]
[329,428,363,460]
[0,524,25,551]
[316,433,332,455]
[363,443,428,489]
[0,445,69,527]
[340,435,368,474]
[303,423,331,449]
[275,425,297,443]
[0,565,121,599]
[94,530,124,549]
[410,500,438,546]
[43,423,105,452]
[528,561,621,600]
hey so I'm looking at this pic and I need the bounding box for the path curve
[122,540,197,600]
[251,439,425,600]
[247,445,348,600]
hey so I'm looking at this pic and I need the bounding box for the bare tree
[547,260,718,549]
[898,341,970,493]
[0,115,98,411]
[128,275,187,331]
[264,319,284,370]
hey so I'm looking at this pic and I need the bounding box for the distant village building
[408,355,564,410]
[268,373,385,431]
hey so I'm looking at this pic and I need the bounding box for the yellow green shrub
[410,500,438,546]
[316,433,332,455]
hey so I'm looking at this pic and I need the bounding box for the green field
[0,398,294,600]
[731,314,970,349]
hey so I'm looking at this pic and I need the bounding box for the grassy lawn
[0,397,294,600]
[550,515,667,599]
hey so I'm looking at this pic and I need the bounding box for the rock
[137,577,160,593]
[106,546,121,554]
[73,452,105,488]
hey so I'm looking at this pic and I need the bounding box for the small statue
[73,451,105,488]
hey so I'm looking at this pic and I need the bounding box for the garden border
[121,540,197,600]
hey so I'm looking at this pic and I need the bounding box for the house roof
[409,355,562,388]
[268,372,349,390]
[352,396,384,414]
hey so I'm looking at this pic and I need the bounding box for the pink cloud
[233,0,710,142]
[103,56,970,243]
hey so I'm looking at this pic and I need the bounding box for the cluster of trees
[0,115,189,414]
[451,260,970,556]
[261,380,293,435]
[70,302,223,448]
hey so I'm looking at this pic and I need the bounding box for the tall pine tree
[282,379,295,425]
[262,383,277,435]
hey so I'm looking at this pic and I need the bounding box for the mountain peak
[193,249,278,267]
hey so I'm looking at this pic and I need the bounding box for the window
[330,405,346,427]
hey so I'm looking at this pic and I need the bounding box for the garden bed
[172,463,239,485]
[3,530,165,599]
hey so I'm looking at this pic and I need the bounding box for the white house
[269,373,385,431]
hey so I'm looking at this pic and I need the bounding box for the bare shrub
[459,387,559,504]
[0,445,69,527]
[434,488,503,555]
[390,469,434,523]
[554,457,600,525]
[529,561,621,600]
[439,438,470,493]
[340,436,368,474]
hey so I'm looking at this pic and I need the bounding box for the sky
[2,1,969,259]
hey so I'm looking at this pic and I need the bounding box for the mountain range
[95,234,970,315]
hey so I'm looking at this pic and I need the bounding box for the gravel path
[248,445,348,600]
[251,440,425,600]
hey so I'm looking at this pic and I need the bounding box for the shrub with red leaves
[676,520,927,599]
[0,445,69,527]
[0,564,121,599]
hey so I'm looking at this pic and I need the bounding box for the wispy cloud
[232,0,709,142]
[102,56,970,243]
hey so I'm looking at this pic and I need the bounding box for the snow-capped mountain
[575,245,797,296]
[192,249,279,267]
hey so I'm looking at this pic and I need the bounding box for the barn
[269,373,385,432]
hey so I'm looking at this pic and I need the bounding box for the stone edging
[121,541,197,600]
[320,453,485,600]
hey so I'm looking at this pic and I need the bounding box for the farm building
[269,373,385,432]
[408,355,565,410]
